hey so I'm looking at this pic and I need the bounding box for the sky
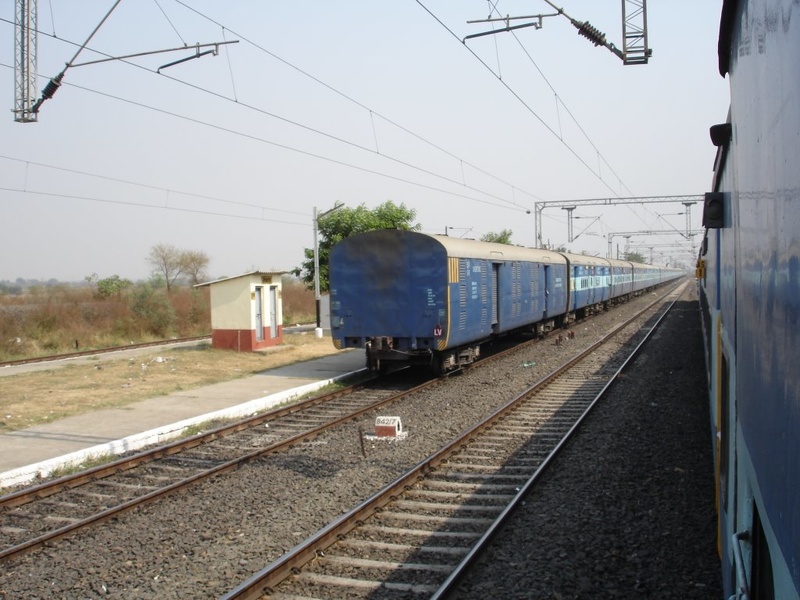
[0,1,729,282]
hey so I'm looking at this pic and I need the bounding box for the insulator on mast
[31,71,63,113]
[573,20,607,46]
[41,72,64,100]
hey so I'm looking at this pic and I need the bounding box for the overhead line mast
[14,0,38,122]
[13,0,237,122]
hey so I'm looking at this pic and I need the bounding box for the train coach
[696,0,800,598]
[329,229,682,374]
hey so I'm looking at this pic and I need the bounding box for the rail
[221,283,686,599]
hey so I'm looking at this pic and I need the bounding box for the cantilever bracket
[463,14,553,43]
[158,44,219,73]
[466,1,650,65]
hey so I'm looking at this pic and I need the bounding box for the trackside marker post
[368,416,407,440]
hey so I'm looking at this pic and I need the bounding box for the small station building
[196,271,286,352]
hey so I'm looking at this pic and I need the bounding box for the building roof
[194,271,288,288]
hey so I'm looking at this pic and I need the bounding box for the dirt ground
[0,333,342,432]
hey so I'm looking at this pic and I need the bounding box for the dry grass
[0,333,343,432]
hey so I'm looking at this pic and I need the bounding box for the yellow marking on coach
[440,260,456,350]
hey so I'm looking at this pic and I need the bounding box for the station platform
[0,349,365,489]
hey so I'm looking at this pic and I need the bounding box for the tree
[130,284,176,336]
[146,245,210,292]
[181,250,209,286]
[480,229,514,245]
[541,243,568,253]
[294,201,420,292]
[85,273,133,299]
[624,251,647,263]
[148,244,185,293]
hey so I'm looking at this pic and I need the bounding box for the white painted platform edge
[0,370,361,489]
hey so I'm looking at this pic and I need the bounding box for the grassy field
[0,278,316,361]
[0,332,343,432]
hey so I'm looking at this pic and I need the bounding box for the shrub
[130,285,176,337]
[281,277,315,324]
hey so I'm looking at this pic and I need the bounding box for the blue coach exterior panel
[544,261,569,319]
[630,262,660,293]
[563,254,609,310]
[330,231,570,357]
[434,235,568,340]
[726,1,800,592]
[445,255,494,349]
[330,230,449,353]
[608,258,633,298]
[699,1,800,596]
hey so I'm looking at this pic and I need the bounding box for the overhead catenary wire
[1,14,536,214]
[0,185,307,226]
[152,0,187,46]
[462,1,679,236]
[170,0,544,207]
[0,57,527,220]
[0,154,308,218]
[414,0,622,198]
[5,6,691,253]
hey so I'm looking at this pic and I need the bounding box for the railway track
[0,320,554,563]
[222,282,687,599]
[0,371,432,562]
[0,335,211,368]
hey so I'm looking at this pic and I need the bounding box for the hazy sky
[1,1,728,282]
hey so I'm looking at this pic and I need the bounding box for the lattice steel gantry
[14,0,38,123]
[621,0,650,65]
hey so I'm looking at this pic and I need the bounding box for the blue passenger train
[329,229,682,375]
[697,1,800,598]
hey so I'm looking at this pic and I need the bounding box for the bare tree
[148,244,184,293]
[181,250,209,286]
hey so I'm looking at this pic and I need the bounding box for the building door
[254,286,264,342]
[269,286,278,339]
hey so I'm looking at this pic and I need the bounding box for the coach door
[491,263,499,331]
[543,264,551,317]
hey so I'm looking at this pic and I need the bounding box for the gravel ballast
[448,295,722,599]
[0,286,720,599]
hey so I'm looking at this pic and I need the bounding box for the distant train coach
[329,229,681,374]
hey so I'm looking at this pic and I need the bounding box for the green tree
[541,243,568,253]
[294,201,420,292]
[86,273,133,299]
[624,251,647,263]
[480,229,514,245]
